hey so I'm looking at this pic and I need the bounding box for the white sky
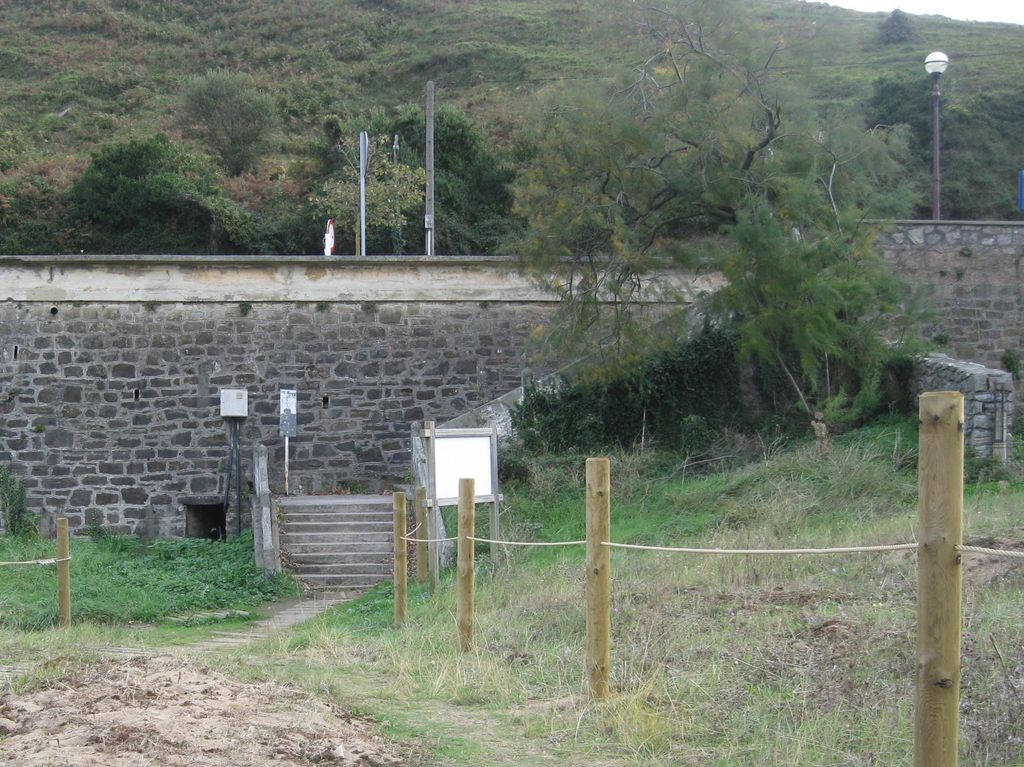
[825,1,1024,25]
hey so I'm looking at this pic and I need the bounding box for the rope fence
[2,517,71,628]
[0,556,71,567]
[601,541,920,555]
[956,544,1024,560]
[467,536,586,548]
[387,391,1022,766]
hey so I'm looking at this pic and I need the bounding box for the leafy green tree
[866,75,1024,220]
[510,0,915,411]
[312,134,426,254]
[180,71,279,176]
[67,135,226,254]
[369,104,518,255]
[877,9,914,44]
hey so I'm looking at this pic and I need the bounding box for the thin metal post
[359,130,368,256]
[931,73,942,221]
[284,435,290,495]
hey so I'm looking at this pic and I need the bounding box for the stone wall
[879,222,1024,369]
[0,299,554,536]
[915,354,1013,460]
[0,255,700,536]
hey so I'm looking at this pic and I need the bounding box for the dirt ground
[0,656,408,766]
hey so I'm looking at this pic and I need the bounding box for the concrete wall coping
[0,254,517,267]
[884,220,1024,228]
[0,254,715,304]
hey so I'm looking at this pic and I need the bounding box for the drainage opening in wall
[183,498,226,540]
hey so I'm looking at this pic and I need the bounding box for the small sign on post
[280,389,297,495]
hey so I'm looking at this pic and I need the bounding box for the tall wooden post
[393,492,408,628]
[414,486,429,584]
[916,391,964,767]
[424,420,441,591]
[56,517,71,628]
[586,457,611,699]
[457,478,475,653]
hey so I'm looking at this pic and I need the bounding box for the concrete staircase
[275,495,394,591]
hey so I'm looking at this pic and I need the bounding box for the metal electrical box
[219,388,248,418]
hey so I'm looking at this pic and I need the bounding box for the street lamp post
[925,51,949,221]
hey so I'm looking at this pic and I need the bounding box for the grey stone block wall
[0,300,554,535]
[879,222,1024,369]
[915,353,1014,460]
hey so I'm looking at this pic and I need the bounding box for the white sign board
[434,434,494,503]
[279,389,297,437]
[280,389,297,414]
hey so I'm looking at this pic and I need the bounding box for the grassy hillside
[1,0,1022,255]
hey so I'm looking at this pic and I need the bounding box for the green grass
[235,421,1022,765]
[2,422,1021,765]
[0,530,299,630]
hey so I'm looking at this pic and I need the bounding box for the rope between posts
[467,536,586,548]
[601,542,919,556]
[410,536,458,544]
[0,556,71,567]
[957,544,1024,560]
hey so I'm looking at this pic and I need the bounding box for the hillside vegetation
[1,0,1022,256]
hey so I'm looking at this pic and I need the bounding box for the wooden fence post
[586,457,611,699]
[916,391,964,767]
[414,486,429,585]
[56,517,71,628]
[457,478,475,653]
[393,492,408,628]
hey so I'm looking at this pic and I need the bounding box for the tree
[65,134,265,255]
[180,71,278,176]
[312,134,426,254]
[509,0,915,412]
[380,104,518,255]
[877,9,914,44]
[866,75,1024,220]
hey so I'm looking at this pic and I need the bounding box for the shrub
[0,466,34,537]
[66,134,219,254]
[877,9,914,44]
[180,71,279,176]
[511,330,741,453]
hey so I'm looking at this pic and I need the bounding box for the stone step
[296,573,391,588]
[277,510,395,524]
[280,530,392,544]
[286,551,392,566]
[276,495,400,587]
[276,495,393,510]
[290,559,391,571]
[282,536,393,548]
[280,520,393,533]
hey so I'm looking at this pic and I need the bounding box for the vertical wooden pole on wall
[393,492,408,628]
[457,478,475,653]
[424,420,441,592]
[916,391,964,767]
[414,486,429,585]
[56,517,71,628]
[586,457,611,700]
